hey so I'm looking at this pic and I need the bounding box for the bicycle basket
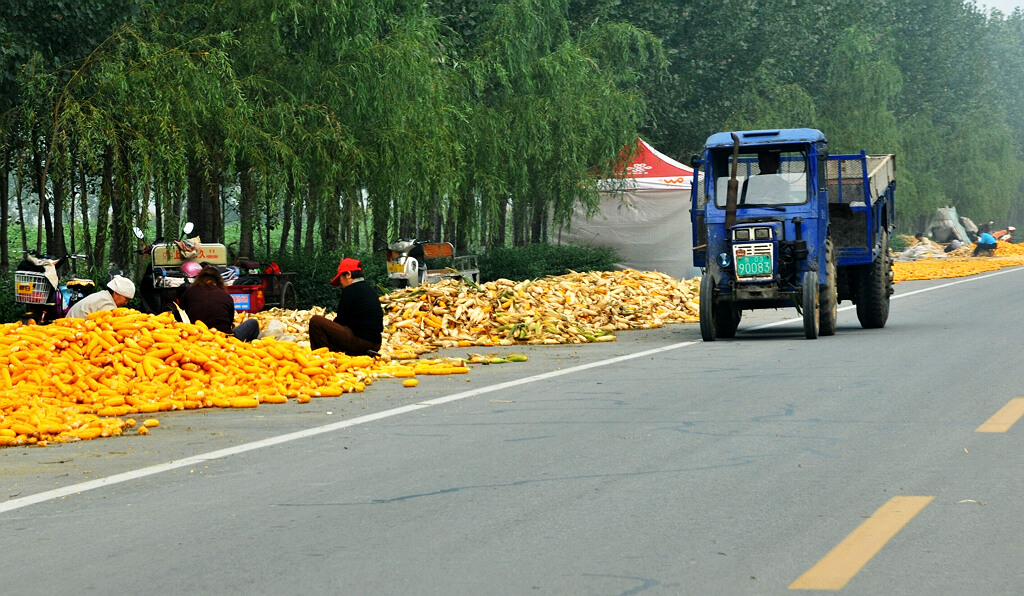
[15,272,52,304]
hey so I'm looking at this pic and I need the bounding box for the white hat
[107,275,136,299]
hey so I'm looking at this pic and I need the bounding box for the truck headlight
[718,252,732,268]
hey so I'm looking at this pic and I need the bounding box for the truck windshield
[712,149,809,208]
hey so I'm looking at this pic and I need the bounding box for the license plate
[737,254,772,277]
[232,293,251,310]
[16,282,34,295]
[387,262,405,274]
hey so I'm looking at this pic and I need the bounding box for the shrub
[889,233,911,253]
[266,248,389,310]
[478,244,618,282]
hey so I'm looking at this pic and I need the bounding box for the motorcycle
[14,251,96,324]
[385,237,427,288]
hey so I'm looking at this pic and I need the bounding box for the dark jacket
[335,280,384,343]
[180,284,235,334]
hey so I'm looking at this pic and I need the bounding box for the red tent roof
[617,138,694,180]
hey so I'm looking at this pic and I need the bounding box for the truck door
[690,159,707,268]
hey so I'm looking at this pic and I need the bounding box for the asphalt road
[2,267,1023,595]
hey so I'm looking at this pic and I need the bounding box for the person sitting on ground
[944,238,964,253]
[308,258,383,356]
[179,266,260,341]
[973,231,998,257]
[67,275,135,319]
[914,233,925,244]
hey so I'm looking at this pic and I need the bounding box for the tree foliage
[3,0,1024,287]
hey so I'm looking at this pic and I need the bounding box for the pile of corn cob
[378,270,700,357]
[893,241,1024,282]
[0,309,467,447]
[235,270,701,357]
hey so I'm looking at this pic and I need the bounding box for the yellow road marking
[789,496,934,591]
[976,397,1024,433]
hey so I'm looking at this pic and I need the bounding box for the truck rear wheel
[699,274,740,342]
[856,229,892,329]
[819,239,838,336]
[802,270,819,339]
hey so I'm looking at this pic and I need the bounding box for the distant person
[179,266,260,341]
[914,233,925,244]
[748,151,790,204]
[757,150,781,175]
[308,258,384,356]
[944,238,964,253]
[67,275,135,319]
[973,231,997,257]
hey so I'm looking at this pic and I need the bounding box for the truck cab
[691,129,895,340]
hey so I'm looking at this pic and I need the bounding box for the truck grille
[733,242,774,281]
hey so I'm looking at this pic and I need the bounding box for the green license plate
[737,254,772,277]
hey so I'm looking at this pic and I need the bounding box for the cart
[226,272,298,313]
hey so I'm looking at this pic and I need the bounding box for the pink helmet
[181,261,202,277]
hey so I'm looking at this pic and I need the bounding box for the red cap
[329,258,362,286]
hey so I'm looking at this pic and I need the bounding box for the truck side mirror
[690,154,702,169]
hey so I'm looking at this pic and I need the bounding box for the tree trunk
[110,144,133,270]
[93,147,113,268]
[319,177,340,249]
[530,193,546,243]
[495,195,508,248]
[339,186,351,246]
[78,153,92,261]
[168,176,183,239]
[370,189,389,250]
[0,146,9,273]
[154,178,163,240]
[186,156,222,242]
[292,186,303,255]
[16,172,27,253]
[278,172,293,261]
[512,196,527,247]
[238,161,255,258]
[51,172,68,259]
[33,145,50,253]
[304,177,317,255]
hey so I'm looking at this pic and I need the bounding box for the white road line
[746,266,1024,331]
[1,342,694,514]
[3,266,1021,514]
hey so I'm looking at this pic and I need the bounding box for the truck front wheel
[856,229,892,329]
[699,274,740,342]
[802,270,819,339]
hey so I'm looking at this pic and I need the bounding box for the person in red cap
[307,258,384,356]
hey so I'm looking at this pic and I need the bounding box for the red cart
[226,272,298,313]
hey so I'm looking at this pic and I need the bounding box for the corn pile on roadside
[236,269,702,356]
[376,270,701,357]
[0,308,467,448]
[893,241,1024,282]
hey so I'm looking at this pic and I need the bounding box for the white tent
[557,138,701,280]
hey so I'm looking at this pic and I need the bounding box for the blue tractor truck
[690,128,895,340]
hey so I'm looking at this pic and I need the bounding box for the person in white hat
[66,275,136,319]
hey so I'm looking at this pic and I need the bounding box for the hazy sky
[977,0,1022,14]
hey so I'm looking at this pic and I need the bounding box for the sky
[977,0,1022,14]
